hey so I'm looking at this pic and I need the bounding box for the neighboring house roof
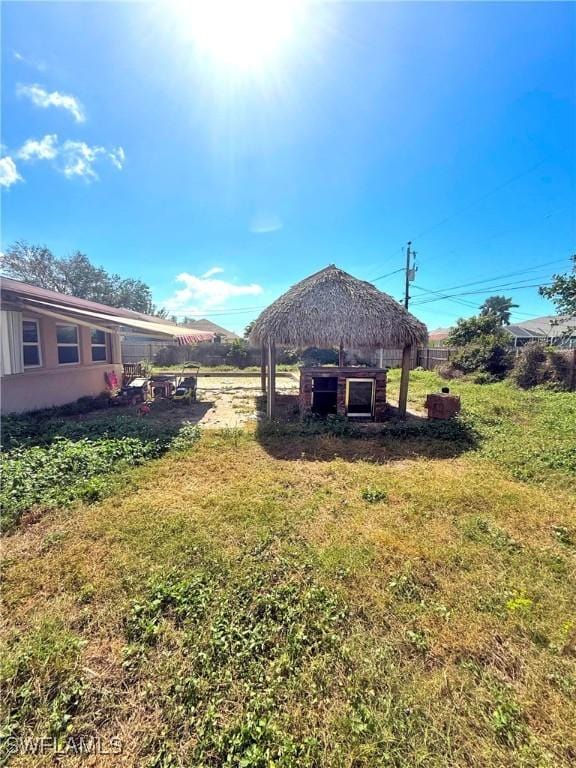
[505,315,575,339]
[184,319,240,340]
[428,327,451,340]
[1,277,214,344]
[429,316,575,345]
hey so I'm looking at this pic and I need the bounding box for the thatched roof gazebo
[250,265,428,418]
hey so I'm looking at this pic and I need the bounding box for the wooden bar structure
[398,343,412,417]
[266,341,276,418]
[249,266,428,420]
[260,345,267,393]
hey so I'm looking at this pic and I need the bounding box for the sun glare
[172,0,306,72]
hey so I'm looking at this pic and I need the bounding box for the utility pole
[404,241,417,309]
[399,242,418,417]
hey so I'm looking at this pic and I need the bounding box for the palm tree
[479,295,518,325]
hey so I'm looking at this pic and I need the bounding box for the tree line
[1,241,167,316]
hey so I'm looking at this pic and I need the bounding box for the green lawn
[386,369,576,489]
[1,372,575,767]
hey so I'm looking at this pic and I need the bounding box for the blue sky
[1,1,575,334]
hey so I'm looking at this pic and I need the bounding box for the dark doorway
[312,376,338,415]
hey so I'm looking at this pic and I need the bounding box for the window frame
[345,378,376,418]
[22,318,42,369]
[90,328,109,363]
[56,323,81,366]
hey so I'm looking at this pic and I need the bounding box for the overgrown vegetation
[1,620,86,753]
[1,373,574,766]
[387,369,576,488]
[511,342,573,391]
[0,412,201,532]
[445,314,514,381]
[122,556,350,766]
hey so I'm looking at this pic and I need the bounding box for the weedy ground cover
[0,413,201,531]
[1,372,574,766]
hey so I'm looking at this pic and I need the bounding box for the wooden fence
[121,342,575,387]
[375,347,453,370]
[122,342,172,364]
[416,347,453,369]
[122,343,454,370]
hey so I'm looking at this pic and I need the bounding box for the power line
[411,283,541,318]
[413,160,547,242]
[371,267,405,282]
[408,257,569,302]
[368,245,406,282]
[412,279,552,305]
[411,284,481,311]
[410,275,553,305]
[411,281,552,306]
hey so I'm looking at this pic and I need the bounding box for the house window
[23,319,42,367]
[57,324,80,364]
[91,329,109,362]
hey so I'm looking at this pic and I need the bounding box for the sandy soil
[194,374,299,428]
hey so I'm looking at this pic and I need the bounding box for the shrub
[225,339,249,368]
[473,372,501,385]
[154,345,189,366]
[56,394,111,416]
[545,350,572,390]
[170,422,202,451]
[437,364,463,381]
[511,343,547,389]
[511,343,572,391]
[447,314,502,346]
[451,336,513,379]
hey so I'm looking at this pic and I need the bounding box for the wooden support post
[266,341,276,418]
[339,341,345,367]
[260,345,266,393]
[398,343,412,418]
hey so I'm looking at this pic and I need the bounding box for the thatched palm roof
[250,265,428,348]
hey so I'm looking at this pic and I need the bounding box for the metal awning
[21,298,214,344]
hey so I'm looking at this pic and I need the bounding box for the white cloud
[202,267,224,278]
[109,147,125,170]
[0,156,22,188]
[16,134,58,161]
[13,51,46,72]
[17,83,85,123]
[13,135,125,182]
[250,212,283,234]
[163,270,263,315]
[58,140,105,180]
